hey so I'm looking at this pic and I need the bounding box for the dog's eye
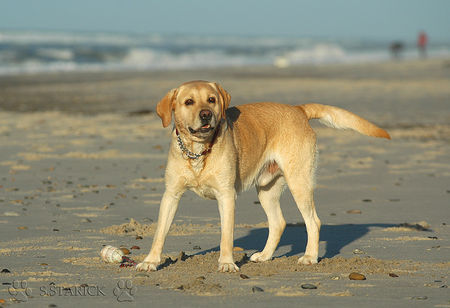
[208,97,216,104]
[185,99,194,106]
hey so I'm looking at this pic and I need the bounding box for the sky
[0,0,449,41]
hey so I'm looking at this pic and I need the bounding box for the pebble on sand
[240,274,250,279]
[252,286,264,293]
[349,273,366,280]
[301,283,317,289]
[411,296,428,300]
[120,248,130,255]
[346,209,362,214]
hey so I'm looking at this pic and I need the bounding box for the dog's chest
[186,174,217,199]
[184,162,217,200]
[190,184,216,200]
[188,158,205,174]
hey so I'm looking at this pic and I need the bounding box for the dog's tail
[298,103,391,139]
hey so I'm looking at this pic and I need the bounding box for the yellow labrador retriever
[137,80,390,272]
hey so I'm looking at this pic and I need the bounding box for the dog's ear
[156,88,178,128]
[214,82,231,118]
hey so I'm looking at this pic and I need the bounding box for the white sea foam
[276,43,347,66]
[0,30,449,75]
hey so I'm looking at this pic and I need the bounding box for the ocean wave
[274,44,347,67]
[0,30,449,75]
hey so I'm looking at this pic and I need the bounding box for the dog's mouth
[188,124,214,134]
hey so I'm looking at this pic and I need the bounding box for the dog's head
[156,81,231,141]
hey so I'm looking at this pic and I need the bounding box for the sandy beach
[0,58,449,307]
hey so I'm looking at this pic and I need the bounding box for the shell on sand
[100,245,124,263]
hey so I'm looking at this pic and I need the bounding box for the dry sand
[0,58,449,307]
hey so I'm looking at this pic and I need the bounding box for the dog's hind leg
[282,144,321,265]
[250,175,286,262]
[293,189,320,265]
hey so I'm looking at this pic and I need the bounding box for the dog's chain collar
[175,127,219,159]
[176,133,208,159]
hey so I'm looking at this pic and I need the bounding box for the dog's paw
[298,255,318,265]
[218,262,239,273]
[136,261,158,272]
[250,252,271,262]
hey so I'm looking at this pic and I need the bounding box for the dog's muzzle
[188,124,213,134]
[188,109,215,134]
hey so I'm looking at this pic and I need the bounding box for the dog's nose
[199,109,212,121]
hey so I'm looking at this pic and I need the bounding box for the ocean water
[0,30,449,75]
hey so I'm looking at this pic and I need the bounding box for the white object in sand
[100,245,124,263]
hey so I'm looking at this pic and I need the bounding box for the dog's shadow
[196,223,397,260]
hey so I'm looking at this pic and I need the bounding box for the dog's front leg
[217,191,239,272]
[136,191,182,271]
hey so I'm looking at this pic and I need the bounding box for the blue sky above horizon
[1,0,449,41]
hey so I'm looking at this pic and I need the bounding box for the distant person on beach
[417,31,428,58]
[390,41,404,59]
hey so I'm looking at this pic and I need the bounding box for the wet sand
[0,58,449,307]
